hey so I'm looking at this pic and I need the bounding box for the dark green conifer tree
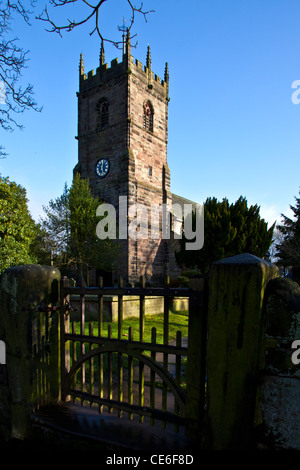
[276,189,300,272]
[176,195,274,274]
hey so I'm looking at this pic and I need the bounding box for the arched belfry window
[96,98,109,129]
[143,100,154,132]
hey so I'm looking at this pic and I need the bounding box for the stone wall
[256,277,300,450]
[70,294,189,322]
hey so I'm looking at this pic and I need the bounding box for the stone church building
[74,32,195,286]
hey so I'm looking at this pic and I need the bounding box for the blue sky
[1,0,300,228]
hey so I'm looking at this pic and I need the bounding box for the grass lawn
[68,310,189,392]
[107,309,189,344]
[71,309,189,344]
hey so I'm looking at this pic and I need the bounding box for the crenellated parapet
[79,39,169,99]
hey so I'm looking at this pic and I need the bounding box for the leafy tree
[41,182,70,264]
[41,173,119,281]
[29,222,55,266]
[176,196,274,274]
[68,172,120,278]
[275,189,300,271]
[0,175,37,273]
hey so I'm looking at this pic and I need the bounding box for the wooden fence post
[205,253,278,449]
[185,277,208,443]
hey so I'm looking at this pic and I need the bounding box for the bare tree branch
[0,0,154,157]
[36,0,154,49]
[0,0,41,157]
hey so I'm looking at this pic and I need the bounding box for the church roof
[171,193,198,210]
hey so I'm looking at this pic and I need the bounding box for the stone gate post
[0,265,61,441]
[205,253,278,449]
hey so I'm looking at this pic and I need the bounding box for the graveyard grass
[73,309,189,343]
[70,309,189,392]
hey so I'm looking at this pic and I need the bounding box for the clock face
[95,158,109,178]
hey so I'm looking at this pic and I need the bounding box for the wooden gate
[59,276,207,437]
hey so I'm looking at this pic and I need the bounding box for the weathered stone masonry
[75,32,181,285]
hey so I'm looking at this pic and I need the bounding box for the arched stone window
[143,100,153,132]
[96,98,109,129]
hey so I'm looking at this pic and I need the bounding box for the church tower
[75,33,174,285]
